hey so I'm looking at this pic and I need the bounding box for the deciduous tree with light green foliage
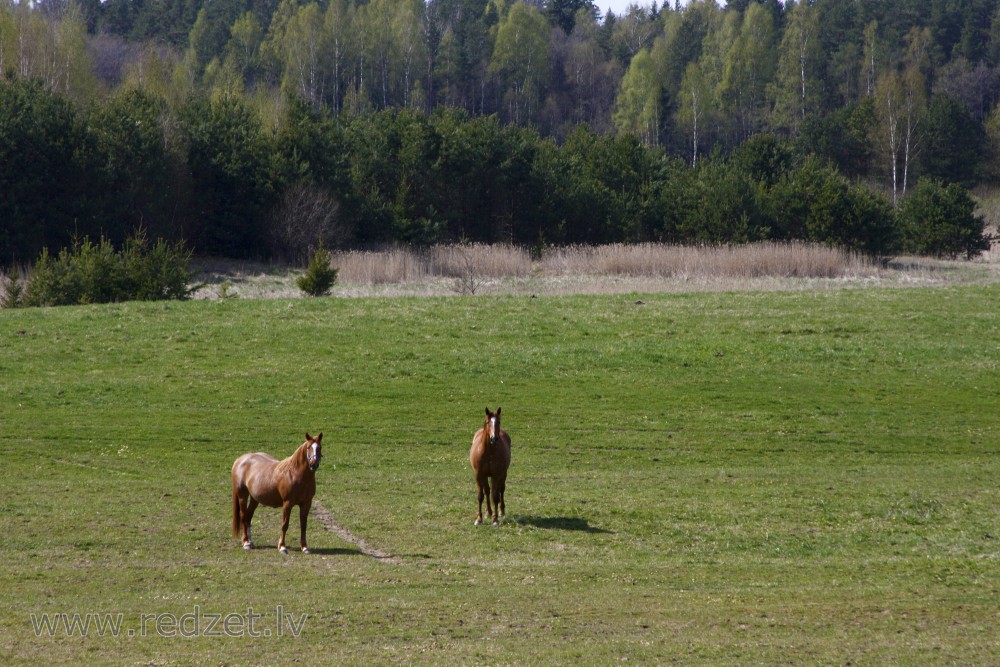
[392,0,427,108]
[721,2,776,141]
[490,1,550,125]
[1,1,97,103]
[770,0,821,135]
[898,26,931,199]
[280,3,328,107]
[259,0,300,85]
[677,60,713,166]
[613,48,660,147]
[860,20,882,97]
[226,12,263,86]
[0,3,14,75]
[323,0,356,114]
[874,68,904,205]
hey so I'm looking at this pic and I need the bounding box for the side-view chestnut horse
[232,433,323,554]
[470,407,511,526]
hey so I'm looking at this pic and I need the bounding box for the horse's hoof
[492,519,499,527]
[279,546,289,555]
[301,547,311,555]
[243,541,254,550]
[474,518,482,526]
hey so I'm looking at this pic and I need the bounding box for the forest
[2,0,998,265]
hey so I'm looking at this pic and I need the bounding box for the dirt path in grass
[311,501,401,564]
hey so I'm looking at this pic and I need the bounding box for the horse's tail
[232,483,242,538]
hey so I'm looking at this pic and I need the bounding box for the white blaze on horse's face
[489,416,498,445]
[307,441,321,471]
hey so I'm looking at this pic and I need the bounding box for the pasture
[1,286,999,664]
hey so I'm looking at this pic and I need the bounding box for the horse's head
[484,407,502,446]
[304,432,323,471]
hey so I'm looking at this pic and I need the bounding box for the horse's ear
[485,407,491,417]
[496,406,501,417]
[316,432,323,441]
[305,432,312,441]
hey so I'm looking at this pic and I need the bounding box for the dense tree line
[2,76,988,265]
[1,0,997,265]
[8,0,1000,165]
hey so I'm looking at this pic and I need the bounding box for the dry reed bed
[333,242,877,285]
[540,242,875,278]
[332,244,533,284]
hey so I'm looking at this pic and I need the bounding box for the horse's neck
[277,444,310,476]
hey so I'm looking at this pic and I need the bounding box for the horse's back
[232,452,283,506]
[232,452,279,476]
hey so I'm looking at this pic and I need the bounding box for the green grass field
[2,286,999,664]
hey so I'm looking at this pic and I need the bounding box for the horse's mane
[274,442,306,474]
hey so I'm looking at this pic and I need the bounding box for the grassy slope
[1,287,999,664]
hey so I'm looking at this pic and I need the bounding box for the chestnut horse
[231,433,323,554]
[470,407,511,526]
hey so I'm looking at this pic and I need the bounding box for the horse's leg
[245,491,260,549]
[278,501,292,554]
[244,496,259,549]
[496,475,506,520]
[475,483,484,526]
[474,473,487,526]
[483,478,494,521]
[232,485,242,539]
[491,480,502,526]
[299,501,312,554]
[239,489,257,549]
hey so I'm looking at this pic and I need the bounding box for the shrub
[120,233,196,300]
[899,179,991,259]
[22,231,193,307]
[296,244,338,296]
[1,272,25,308]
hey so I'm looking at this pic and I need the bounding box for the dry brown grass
[70,241,1000,302]
[427,244,533,278]
[540,242,875,279]
[331,247,429,284]
[332,241,876,285]
[332,244,532,284]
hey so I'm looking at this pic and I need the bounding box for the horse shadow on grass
[307,547,432,561]
[513,516,613,534]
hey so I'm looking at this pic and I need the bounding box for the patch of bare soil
[311,501,401,564]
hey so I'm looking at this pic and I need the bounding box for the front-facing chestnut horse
[232,433,323,554]
[470,407,511,526]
